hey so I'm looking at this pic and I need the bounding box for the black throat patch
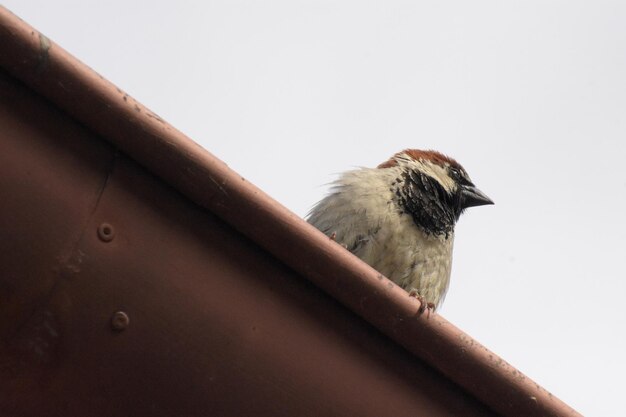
[393,169,460,238]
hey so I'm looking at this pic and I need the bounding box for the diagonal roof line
[0,7,580,417]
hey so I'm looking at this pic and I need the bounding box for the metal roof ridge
[0,7,580,417]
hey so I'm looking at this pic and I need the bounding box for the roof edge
[0,7,580,417]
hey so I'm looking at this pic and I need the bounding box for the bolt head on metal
[111,311,129,331]
[98,223,115,242]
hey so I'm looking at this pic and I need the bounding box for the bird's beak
[460,185,494,209]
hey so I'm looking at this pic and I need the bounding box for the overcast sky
[5,1,625,415]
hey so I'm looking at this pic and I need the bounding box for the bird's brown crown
[377,149,463,170]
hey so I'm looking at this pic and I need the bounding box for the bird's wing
[308,195,384,258]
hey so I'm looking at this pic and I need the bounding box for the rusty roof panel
[0,68,115,341]
[0,6,581,417]
[0,68,496,416]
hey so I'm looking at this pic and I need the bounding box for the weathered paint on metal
[0,6,581,417]
[0,69,496,416]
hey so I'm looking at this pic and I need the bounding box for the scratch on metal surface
[209,175,228,197]
[35,32,50,73]
[145,111,165,124]
[86,150,117,222]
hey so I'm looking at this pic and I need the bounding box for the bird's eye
[450,167,471,185]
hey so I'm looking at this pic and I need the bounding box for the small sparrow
[307,149,493,312]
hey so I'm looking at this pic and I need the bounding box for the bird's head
[378,149,493,236]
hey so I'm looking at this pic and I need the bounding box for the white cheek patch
[398,156,457,194]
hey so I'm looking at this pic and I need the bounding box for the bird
[307,149,493,313]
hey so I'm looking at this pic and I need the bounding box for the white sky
[5,1,625,415]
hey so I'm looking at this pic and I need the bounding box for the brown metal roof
[0,6,581,417]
